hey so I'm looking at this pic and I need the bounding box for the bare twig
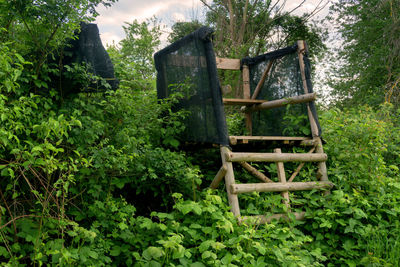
[0,189,17,241]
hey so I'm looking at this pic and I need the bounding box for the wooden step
[226,152,327,162]
[229,136,311,145]
[231,181,334,194]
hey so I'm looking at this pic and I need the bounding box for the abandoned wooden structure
[154,27,333,223]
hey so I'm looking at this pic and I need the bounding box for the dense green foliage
[0,0,399,266]
[168,20,204,43]
[329,0,400,107]
[0,0,117,95]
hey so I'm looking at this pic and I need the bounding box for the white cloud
[172,12,186,22]
[95,0,203,45]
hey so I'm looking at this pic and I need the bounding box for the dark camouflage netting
[154,27,229,146]
[243,44,321,137]
[55,22,118,94]
[155,28,321,145]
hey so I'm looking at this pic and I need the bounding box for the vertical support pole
[242,64,252,136]
[297,40,319,138]
[274,148,290,209]
[315,138,329,182]
[221,146,241,217]
[297,40,329,193]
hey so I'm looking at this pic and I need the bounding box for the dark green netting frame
[154,27,229,146]
[242,44,322,137]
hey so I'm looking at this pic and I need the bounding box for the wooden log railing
[226,152,327,163]
[231,181,334,194]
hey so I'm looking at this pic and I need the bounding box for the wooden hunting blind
[154,27,332,223]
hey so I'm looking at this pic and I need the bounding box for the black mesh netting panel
[154,27,229,146]
[242,44,321,137]
[57,22,119,94]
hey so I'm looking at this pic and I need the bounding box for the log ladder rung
[226,152,327,162]
[231,181,334,194]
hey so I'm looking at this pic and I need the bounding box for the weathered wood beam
[242,64,252,135]
[226,152,327,162]
[288,146,316,183]
[229,136,310,145]
[238,162,273,183]
[297,40,319,137]
[210,164,228,189]
[275,148,290,209]
[215,57,241,70]
[315,138,329,182]
[223,98,266,105]
[231,181,334,194]
[220,146,240,217]
[251,60,274,100]
[300,139,318,147]
[244,93,316,112]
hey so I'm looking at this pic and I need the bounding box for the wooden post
[210,165,228,189]
[242,64,252,135]
[275,148,290,209]
[297,40,319,138]
[221,146,240,217]
[315,137,329,182]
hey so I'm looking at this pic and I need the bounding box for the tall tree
[329,0,400,106]
[168,20,204,43]
[108,18,162,90]
[200,0,327,58]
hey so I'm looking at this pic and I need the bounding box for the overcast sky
[95,0,330,46]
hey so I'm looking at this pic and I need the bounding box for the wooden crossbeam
[288,146,316,182]
[215,57,241,70]
[244,93,316,112]
[300,139,318,147]
[210,165,228,189]
[238,162,273,183]
[251,60,274,100]
[231,181,334,194]
[223,98,266,105]
[226,152,327,162]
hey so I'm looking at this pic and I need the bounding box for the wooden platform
[209,40,331,224]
